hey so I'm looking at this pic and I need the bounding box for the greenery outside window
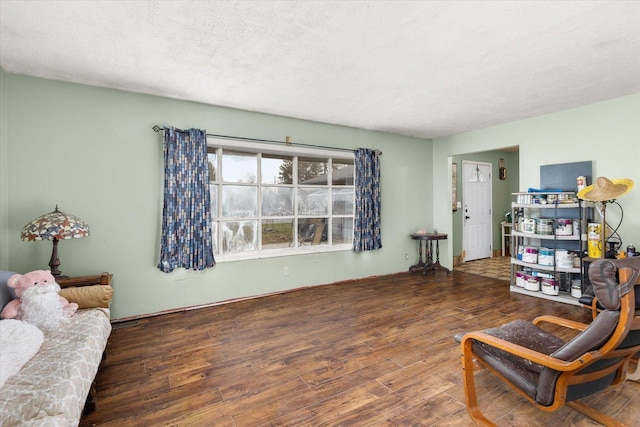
[207,138,354,261]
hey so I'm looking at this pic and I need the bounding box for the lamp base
[49,238,66,279]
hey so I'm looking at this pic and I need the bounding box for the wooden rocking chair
[578,258,640,382]
[456,258,640,426]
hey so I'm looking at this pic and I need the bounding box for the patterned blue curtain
[158,127,215,272]
[353,148,382,252]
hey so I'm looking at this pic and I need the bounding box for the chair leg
[567,401,627,427]
[627,357,640,381]
[461,342,498,426]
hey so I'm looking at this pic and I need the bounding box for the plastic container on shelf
[523,218,536,233]
[537,219,554,235]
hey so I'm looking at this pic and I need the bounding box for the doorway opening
[451,147,519,280]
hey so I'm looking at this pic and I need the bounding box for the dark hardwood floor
[80,270,640,426]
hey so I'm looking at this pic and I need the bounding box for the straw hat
[577,177,634,201]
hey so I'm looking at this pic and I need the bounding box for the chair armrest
[460,331,595,371]
[588,297,600,320]
[533,315,589,331]
[58,273,112,288]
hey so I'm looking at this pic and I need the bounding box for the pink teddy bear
[0,270,78,320]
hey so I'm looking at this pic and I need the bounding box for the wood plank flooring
[80,270,640,426]
[453,256,511,281]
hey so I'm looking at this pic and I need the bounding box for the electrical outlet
[284,266,290,276]
[405,253,409,260]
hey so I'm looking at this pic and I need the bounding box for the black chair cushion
[536,310,619,405]
[461,320,566,401]
[590,260,622,310]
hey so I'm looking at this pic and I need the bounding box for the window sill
[215,244,353,263]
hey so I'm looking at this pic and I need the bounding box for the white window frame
[208,137,355,262]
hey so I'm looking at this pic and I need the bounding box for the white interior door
[462,161,492,261]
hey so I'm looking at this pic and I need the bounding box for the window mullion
[216,148,222,254]
[293,156,298,247]
[327,158,332,246]
[257,153,262,251]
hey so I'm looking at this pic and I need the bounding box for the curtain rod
[152,125,381,154]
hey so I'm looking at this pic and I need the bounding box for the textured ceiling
[1,1,639,139]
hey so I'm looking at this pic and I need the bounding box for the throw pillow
[59,285,113,309]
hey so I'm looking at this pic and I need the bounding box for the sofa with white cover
[0,271,113,426]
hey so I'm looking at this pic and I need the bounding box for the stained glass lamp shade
[21,205,90,278]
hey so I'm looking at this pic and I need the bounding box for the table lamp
[577,177,634,258]
[21,205,90,279]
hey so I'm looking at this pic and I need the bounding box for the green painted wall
[1,73,433,320]
[2,70,638,320]
[0,68,8,268]
[433,94,640,270]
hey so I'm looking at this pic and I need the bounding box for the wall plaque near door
[499,158,507,180]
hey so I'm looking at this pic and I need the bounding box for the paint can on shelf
[555,219,573,236]
[541,278,559,295]
[571,279,582,298]
[515,271,525,287]
[555,250,574,268]
[524,275,540,291]
[522,247,538,264]
[538,248,554,266]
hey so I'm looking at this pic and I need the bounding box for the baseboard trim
[111,270,412,323]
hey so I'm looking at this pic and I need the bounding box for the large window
[207,138,354,261]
